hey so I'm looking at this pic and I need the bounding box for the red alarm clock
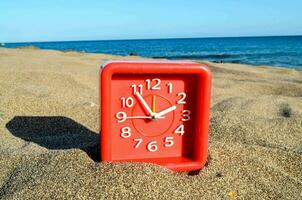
[100,60,211,171]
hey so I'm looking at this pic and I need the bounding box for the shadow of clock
[6,116,100,162]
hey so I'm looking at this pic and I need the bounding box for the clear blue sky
[1,0,301,42]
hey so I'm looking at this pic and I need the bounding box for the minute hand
[154,105,177,119]
[135,92,154,116]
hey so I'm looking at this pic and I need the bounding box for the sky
[1,0,302,43]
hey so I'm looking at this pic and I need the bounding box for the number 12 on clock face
[101,61,211,172]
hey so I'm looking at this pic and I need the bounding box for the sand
[0,47,301,199]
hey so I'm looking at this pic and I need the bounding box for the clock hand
[152,95,156,113]
[154,105,177,119]
[135,92,155,116]
[126,115,165,119]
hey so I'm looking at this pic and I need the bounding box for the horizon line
[3,34,302,44]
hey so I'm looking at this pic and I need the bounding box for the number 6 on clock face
[101,61,212,172]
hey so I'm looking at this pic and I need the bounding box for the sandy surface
[0,47,301,199]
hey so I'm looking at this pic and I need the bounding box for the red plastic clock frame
[100,60,212,172]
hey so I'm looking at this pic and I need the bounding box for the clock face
[110,75,197,160]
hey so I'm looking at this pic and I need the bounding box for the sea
[3,36,302,69]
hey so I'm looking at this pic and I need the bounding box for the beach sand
[0,47,301,199]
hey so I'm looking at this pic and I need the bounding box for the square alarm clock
[100,60,211,171]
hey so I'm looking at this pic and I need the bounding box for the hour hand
[154,105,177,119]
[135,92,154,116]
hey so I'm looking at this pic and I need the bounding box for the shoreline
[1,40,302,69]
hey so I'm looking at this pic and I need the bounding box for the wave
[152,51,301,60]
[152,53,235,60]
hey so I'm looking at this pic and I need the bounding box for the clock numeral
[131,84,143,95]
[164,136,174,147]
[120,97,134,108]
[181,110,191,121]
[167,82,173,94]
[177,92,186,104]
[174,124,185,135]
[121,127,131,138]
[133,138,142,148]
[146,78,161,90]
[147,141,158,152]
[116,112,127,123]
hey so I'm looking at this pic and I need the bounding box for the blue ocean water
[3,36,302,69]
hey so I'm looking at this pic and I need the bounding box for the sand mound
[211,95,302,151]
[0,48,301,199]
